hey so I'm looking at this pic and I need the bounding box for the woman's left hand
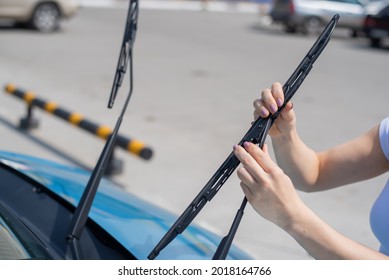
[233,142,304,229]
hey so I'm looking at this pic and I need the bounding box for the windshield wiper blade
[211,15,340,260]
[148,14,339,260]
[66,0,139,260]
[108,0,139,109]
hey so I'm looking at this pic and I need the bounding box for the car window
[274,0,291,5]
[328,0,362,5]
[0,216,31,259]
[378,6,389,17]
[0,162,135,260]
[0,202,54,260]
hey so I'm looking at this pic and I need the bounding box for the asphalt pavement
[0,2,388,259]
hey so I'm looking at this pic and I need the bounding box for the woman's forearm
[272,125,389,192]
[284,204,389,260]
[271,127,320,192]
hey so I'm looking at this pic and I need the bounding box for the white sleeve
[379,117,389,161]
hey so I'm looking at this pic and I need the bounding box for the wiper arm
[66,0,139,259]
[148,14,339,260]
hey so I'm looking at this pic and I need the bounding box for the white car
[270,0,367,35]
[0,0,79,32]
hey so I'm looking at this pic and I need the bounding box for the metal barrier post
[20,103,39,130]
[4,84,154,175]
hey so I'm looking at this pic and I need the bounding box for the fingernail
[243,142,250,148]
[260,108,268,117]
[270,104,277,113]
[276,98,283,107]
[233,144,238,151]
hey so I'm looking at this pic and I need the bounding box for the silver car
[270,0,367,35]
[0,0,79,32]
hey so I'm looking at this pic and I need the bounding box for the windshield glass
[0,216,30,259]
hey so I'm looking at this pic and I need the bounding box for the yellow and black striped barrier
[4,83,153,161]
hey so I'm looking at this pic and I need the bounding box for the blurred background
[0,0,388,259]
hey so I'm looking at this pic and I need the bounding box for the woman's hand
[233,142,304,229]
[254,82,296,138]
[233,143,389,260]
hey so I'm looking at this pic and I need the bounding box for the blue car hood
[0,151,251,260]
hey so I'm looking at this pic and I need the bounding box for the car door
[0,0,35,19]
[321,0,366,28]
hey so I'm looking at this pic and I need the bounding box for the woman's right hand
[254,82,296,138]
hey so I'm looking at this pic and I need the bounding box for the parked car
[0,0,79,32]
[0,150,252,260]
[270,0,367,35]
[364,1,389,47]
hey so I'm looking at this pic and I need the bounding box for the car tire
[302,17,322,35]
[29,3,61,32]
[370,38,381,48]
[350,29,358,38]
[283,24,297,33]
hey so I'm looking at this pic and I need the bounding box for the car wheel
[370,38,381,48]
[302,17,322,35]
[29,3,61,32]
[350,29,358,38]
[283,24,297,33]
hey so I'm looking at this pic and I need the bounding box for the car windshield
[0,215,31,259]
